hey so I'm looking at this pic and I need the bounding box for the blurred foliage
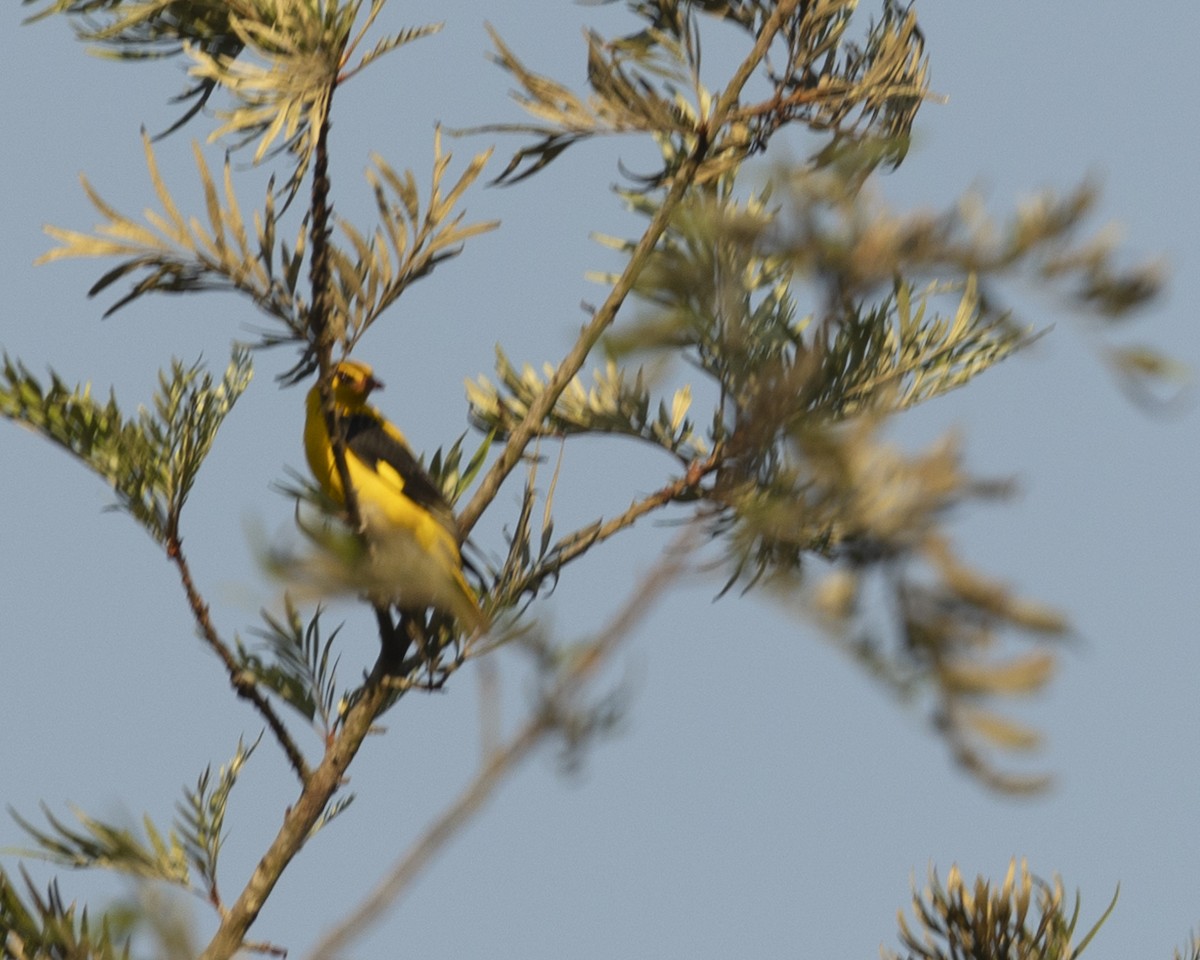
[886,860,1117,960]
[473,143,1162,789]
[0,868,128,960]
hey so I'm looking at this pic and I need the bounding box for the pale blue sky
[2,4,1198,959]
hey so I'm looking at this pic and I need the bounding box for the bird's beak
[365,373,384,393]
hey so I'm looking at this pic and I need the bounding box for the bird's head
[330,360,383,405]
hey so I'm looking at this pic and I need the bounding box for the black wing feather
[340,412,454,521]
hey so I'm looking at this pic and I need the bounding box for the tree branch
[198,649,398,960]
[305,93,367,537]
[303,84,400,657]
[456,0,804,539]
[199,80,418,960]
[166,536,311,784]
[304,530,695,960]
[515,452,720,599]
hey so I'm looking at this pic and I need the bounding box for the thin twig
[304,530,695,960]
[516,452,720,599]
[456,170,694,537]
[309,710,546,960]
[167,536,311,784]
[557,454,718,565]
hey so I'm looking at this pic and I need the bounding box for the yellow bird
[303,359,486,632]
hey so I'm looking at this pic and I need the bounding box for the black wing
[340,412,455,523]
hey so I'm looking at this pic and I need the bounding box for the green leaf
[176,736,260,897]
[331,136,498,352]
[240,599,343,733]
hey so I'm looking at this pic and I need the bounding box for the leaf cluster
[25,1,442,198]
[423,428,495,508]
[6,737,257,911]
[22,0,249,143]
[39,135,307,323]
[36,132,495,380]
[0,349,252,545]
[237,598,344,737]
[463,144,1155,787]
[447,0,1164,790]
[887,860,1117,960]
[316,138,497,362]
[467,348,703,460]
[477,0,928,185]
[796,428,1068,792]
[0,867,128,960]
